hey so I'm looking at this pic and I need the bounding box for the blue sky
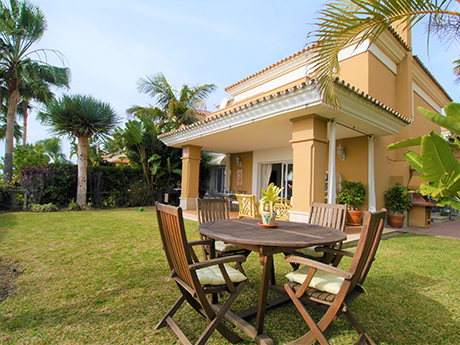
[2,0,459,160]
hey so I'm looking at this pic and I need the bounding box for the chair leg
[196,282,246,344]
[285,284,330,345]
[343,307,376,345]
[155,295,186,330]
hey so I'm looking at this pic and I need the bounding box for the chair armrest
[188,240,213,247]
[285,255,352,279]
[189,255,247,271]
[315,246,354,258]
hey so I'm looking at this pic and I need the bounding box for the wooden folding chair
[235,194,258,219]
[196,198,251,263]
[287,203,348,266]
[283,209,387,345]
[155,202,251,345]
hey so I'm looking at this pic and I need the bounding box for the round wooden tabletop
[198,218,347,249]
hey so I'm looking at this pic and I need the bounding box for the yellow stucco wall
[338,53,370,95]
[229,152,253,194]
[368,53,397,109]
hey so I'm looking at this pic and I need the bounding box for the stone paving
[400,217,460,240]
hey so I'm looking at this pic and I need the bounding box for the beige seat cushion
[197,263,247,285]
[286,265,344,294]
[294,246,323,258]
[215,240,243,252]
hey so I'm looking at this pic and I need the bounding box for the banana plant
[387,103,460,210]
[149,154,181,189]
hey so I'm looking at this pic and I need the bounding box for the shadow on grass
[0,213,18,242]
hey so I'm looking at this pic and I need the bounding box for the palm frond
[310,0,459,108]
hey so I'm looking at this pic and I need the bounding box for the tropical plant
[258,182,283,217]
[384,183,412,215]
[38,94,119,208]
[133,72,216,130]
[17,67,68,147]
[336,180,366,210]
[0,0,70,182]
[36,137,67,163]
[309,0,460,108]
[387,102,460,210]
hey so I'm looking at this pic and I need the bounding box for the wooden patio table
[198,218,347,345]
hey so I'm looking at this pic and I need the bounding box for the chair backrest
[196,198,229,225]
[347,209,387,291]
[309,202,347,231]
[155,202,195,288]
[274,202,291,220]
[235,194,258,218]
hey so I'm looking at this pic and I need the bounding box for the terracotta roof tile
[413,55,452,102]
[158,78,410,140]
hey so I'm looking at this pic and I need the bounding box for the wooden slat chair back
[155,202,251,345]
[196,198,251,264]
[235,194,258,219]
[287,203,348,266]
[284,209,387,345]
[197,198,229,224]
[309,202,347,231]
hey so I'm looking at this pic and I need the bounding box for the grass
[0,207,459,344]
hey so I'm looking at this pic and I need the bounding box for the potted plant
[336,180,366,224]
[384,183,412,228]
[258,183,283,226]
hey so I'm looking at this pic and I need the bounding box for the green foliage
[67,199,79,211]
[28,203,58,212]
[42,163,78,207]
[387,103,460,210]
[0,180,23,210]
[0,0,70,182]
[12,143,50,182]
[336,180,366,210]
[384,183,412,215]
[38,94,120,140]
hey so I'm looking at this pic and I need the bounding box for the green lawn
[0,208,459,344]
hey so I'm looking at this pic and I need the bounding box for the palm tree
[309,0,460,108]
[17,64,69,147]
[36,137,67,163]
[38,94,119,208]
[133,72,216,130]
[0,0,70,182]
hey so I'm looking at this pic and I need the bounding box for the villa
[158,26,451,223]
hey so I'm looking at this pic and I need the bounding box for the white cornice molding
[161,84,321,147]
[228,51,309,98]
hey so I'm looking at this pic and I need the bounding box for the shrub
[337,180,366,210]
[384,183,412,215]
[28,203,58,212]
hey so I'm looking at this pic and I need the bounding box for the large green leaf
[436,196,460,209]
[420,132,460,183]
[418,106,460,135]
[444,103,460,125]
[404,150,423,175]
[387,136,422,150]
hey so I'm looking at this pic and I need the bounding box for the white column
[225,153,231,192]
[327,120,337,204]
[368,136,376,212]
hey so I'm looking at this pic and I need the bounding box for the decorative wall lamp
[337,144,346,161]
[236,155,242,167]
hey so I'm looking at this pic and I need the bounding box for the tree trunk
[22,103,28,148]
[77,136,89,208]
[3,86,20,183]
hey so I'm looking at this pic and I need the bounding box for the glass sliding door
[260,162,293,201]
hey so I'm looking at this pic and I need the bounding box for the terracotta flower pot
[346,210,363,225]
[388,213,405,228]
